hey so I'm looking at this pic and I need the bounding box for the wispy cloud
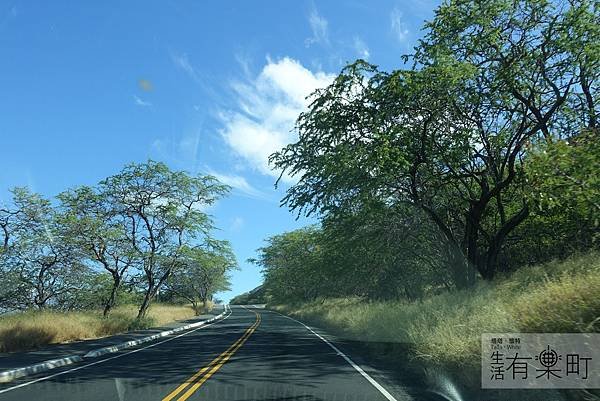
[353,36,370,60]
[229,216,244,232]
[305,6,329,47]
[133,95,152,107]
[219,57,335,183]
[149,133,273,202]
[391,7,409,43]
[171,52,202,83]
[234,52,253,78]
[207,170,270,200]
[0,4,18,28]
[151,132,201,172]
[171,51,221,100]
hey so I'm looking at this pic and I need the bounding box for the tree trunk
[137,286,155,319]
[192,301,199,315]
[446,242,475,289]
[200,295,209,313]
[103,275,121,317]
[464,202,489,280]
[484,205,530,278]
[419,204,477,287]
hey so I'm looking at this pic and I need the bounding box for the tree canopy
[271,0,598,283]
[0,161,235,317]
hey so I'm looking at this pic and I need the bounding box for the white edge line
[83,308,227,358]
[270,310,399,401]
[0,305,232,395]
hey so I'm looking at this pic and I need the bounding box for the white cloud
[391,8,409,43]
[207,170,269,200]
[353,36,370,60]
[219,57,335,182]
[305,7,329,47]
[133,95,152,107]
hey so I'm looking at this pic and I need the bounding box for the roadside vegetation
[272,253,600,369]
[0,303,204,353]
[0,161,236,352]
[245,0,598,398]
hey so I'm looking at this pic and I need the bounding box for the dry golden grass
[145,304,198,326]
[273,252,600,370]
[0,311,100,353]
[0,303,196,353]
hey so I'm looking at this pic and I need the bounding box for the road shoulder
[0,305,228,383]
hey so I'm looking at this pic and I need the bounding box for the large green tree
[271,0,598,282]
[100,161,229,318]
[252,227,325,303]
[254,204,453,304]
[509,130,600,266]
[58,186,138,316]
[166,241,236,314]
[319,202,453,299]
[0,188,89,309]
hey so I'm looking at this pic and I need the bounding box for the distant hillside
[230,285,267,305]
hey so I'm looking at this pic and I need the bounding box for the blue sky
[0,1,439,302]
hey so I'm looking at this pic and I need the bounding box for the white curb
[0,305,229,383]
[83,305,229,358]
[0,356,83,383]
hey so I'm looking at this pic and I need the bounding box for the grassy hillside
[0,303,201,353]
[230,286,267,305]
[272,253,600,384]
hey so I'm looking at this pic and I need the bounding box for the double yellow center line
[162,310,261,401]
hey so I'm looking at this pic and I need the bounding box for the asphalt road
[0,306,426,401]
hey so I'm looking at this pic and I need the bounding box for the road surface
[0,306,427,401]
